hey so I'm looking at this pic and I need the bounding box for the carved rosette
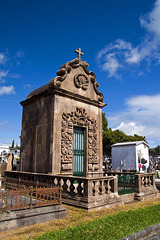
[61,107,99,173]
[74,74,89,90]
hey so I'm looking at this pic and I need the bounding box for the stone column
[152,173,159,192]
[134,174,144,200]
[113,176,118,195]
[83,179,93,203]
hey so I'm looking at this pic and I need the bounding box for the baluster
[105,179,111,194]
[57,178,61,188]
[77,180,83,196]
[99,180,105,195]
[94,180,99,197]
[107,180,111,194]
[146,176,149,187]
[148,175,151,186]
[54,178,58,187]
[69,179,75,196]
[92,181,95,196]
[99,180,102,195]
[144,176,147,187]
[141,176,145,187]
[151,174,154,186]
[62,179,68,193]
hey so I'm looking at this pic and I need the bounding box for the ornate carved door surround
[61,107,99,175]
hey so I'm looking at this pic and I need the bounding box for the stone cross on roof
[75,48,84,60]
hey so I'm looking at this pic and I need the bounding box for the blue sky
[0,0,160,148]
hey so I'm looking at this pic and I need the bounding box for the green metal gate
[118,175,135,195]
[73,127,85,177]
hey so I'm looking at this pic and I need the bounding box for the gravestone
[6,153,13,171]
[20,49,106,177]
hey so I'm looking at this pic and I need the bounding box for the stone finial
[75,48,84,60]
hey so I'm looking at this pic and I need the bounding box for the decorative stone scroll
[49,58,104,102]
[61,107,99,172]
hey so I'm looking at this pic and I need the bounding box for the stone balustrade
[4,171,159,209]
[5,171,120,210]
[104,171,159,200]
[134,173,159,201]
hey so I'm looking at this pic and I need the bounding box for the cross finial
[75,48,84,60]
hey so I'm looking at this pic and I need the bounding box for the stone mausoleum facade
[20,49,106,177]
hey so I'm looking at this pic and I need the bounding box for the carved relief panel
[61,107,99,173]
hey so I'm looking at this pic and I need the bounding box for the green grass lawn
[34,204,160,240]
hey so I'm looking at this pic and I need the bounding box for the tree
[150,145,160,155]
[102,112,108,131]
[10,140,15,148]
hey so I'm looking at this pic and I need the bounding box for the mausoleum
[20,49,106,177]
[111,141,149,172]
[5,49,159,211]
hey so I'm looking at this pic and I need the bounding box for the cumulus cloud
[112,122,145,136]
[0,86,16,95]
[97,0,160,78]
[101,53,122,77]
[108,94,160,147]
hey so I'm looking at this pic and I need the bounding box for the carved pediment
[49,58,104,103]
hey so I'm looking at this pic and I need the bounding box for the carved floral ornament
[74,74,89,90]
[61,107,99,172]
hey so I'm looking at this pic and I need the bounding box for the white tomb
[111,141,149,172]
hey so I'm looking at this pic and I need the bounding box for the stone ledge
[0,205,68,232]
[121,223,160,240]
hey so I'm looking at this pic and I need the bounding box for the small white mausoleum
[111,141,149,172]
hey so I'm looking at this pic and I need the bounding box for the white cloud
[23,84,34,89]
[140,0,160,37]
[108,94,160,147]
[125,47,141,64]
[0,54,5,64]
[0,52,8,65]
[97,0,160,78]
[102,53,121,77]
[9,73,21,79]
[112,122,145,136]
[0,70,8,81]
[0,86,16,95]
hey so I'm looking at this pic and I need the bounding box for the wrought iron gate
[118,175,135,195]
[73,127,85,177]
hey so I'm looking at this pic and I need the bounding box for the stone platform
[0,205,68,232]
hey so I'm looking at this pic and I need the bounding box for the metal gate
[73,127,85,177]
[118,175,135,195]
